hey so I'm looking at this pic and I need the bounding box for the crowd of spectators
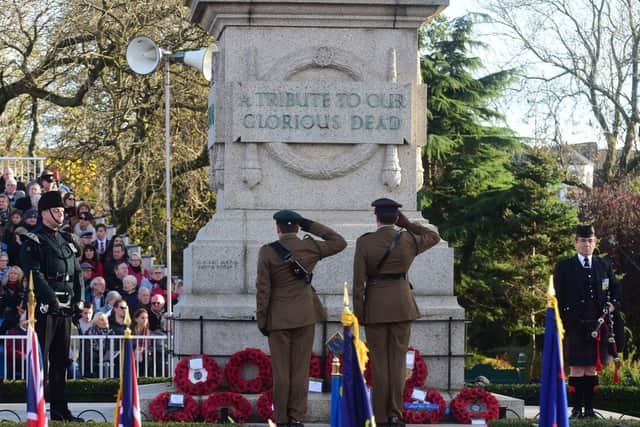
[0,166,180,377]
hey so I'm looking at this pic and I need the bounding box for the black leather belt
[367,273,407,282]
[48,273,71,281]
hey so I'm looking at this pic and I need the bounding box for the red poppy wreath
[224,347,273,393]
[202,391,252,423]
[148,392,200,422]
[173,354,222,396]
[402,388,446,424]
[450,387,500,424]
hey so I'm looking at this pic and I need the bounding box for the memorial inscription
[230,81,417,144]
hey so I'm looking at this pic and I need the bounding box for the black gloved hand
[259,327,270,337]
[72,301,84,317]
[300,218,314,232]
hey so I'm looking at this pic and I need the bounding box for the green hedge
[0,423,227,427]
[0,377,170,403]
[486,383,640,417]
[490,420,640,427]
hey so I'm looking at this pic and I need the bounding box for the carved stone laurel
[263,143,377,179]
[313,46,335,67]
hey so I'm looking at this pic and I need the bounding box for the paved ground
[0,403,638,424]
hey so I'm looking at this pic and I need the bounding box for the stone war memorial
[176,0,465,402]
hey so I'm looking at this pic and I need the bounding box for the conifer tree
[420,17,577,352]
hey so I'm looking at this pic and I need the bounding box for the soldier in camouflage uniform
[20,191,84,422]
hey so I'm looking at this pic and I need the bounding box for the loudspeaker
[126,36,162,75]
[171,44,218,81]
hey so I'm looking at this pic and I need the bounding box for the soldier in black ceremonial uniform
[20,191,84,421]
[554,224,622,419]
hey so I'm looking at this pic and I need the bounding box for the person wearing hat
[353,198,441,427]
[256,210,346,427]
[19,190,84,422]
[554,224,622,418]
[38,169,58,192]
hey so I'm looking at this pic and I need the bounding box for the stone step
[139,383,524,423]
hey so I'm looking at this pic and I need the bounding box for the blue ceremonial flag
[341,329,375,427]
[330,362,343,427]
[539,278,569,427]
[114,339,142,427]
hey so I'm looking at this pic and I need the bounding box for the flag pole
[28,272,36,328]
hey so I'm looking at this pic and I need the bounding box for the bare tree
[490,0,640,181]
[0,0,216,270]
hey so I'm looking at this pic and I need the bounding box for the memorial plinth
[177,0,464,392]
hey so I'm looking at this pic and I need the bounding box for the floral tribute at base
[402,388,446,424]
[201,391,252,423]
[148,392,200,422]
[173,354,223,396]
[450,387,500,424]
[224,347,273,393]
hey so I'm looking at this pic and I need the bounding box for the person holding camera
[256,210,346,427]
[19,191,84,422]
[353,198,441,427]
[554,224,622,418]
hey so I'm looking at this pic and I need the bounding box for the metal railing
[0,156,46,183]
[0,334,169,380]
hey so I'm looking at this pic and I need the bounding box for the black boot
[583,376,598,418]
[289,418,304,427]
[50,402,84,422]
[568,376,583,419]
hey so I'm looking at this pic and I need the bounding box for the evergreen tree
[419,17,577,352]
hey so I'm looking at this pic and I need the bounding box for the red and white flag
[26,323,48,427]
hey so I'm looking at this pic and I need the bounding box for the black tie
[583,257,590,268]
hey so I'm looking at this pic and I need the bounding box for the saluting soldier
[19,191,84,422]
[353,198,440,427]
[256,210,346,427]
[554,224,622,418]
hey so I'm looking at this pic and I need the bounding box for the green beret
[273,209,303,225]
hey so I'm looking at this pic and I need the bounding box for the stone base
[173,294,464,390]
[175,209,464,390]
[139,383,524,422]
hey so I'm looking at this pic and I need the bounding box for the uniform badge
[68,242,78,254]
[601,278,609,291]
[39,303,49,314]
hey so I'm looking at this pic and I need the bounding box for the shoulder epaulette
[22,232,41,244]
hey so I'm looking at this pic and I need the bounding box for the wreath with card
[224,348,273,393]
[173,354,223,396]
[450,387,500,424]
[402,388,446,424]
[148,392,200,422]
[201,392,252,423]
